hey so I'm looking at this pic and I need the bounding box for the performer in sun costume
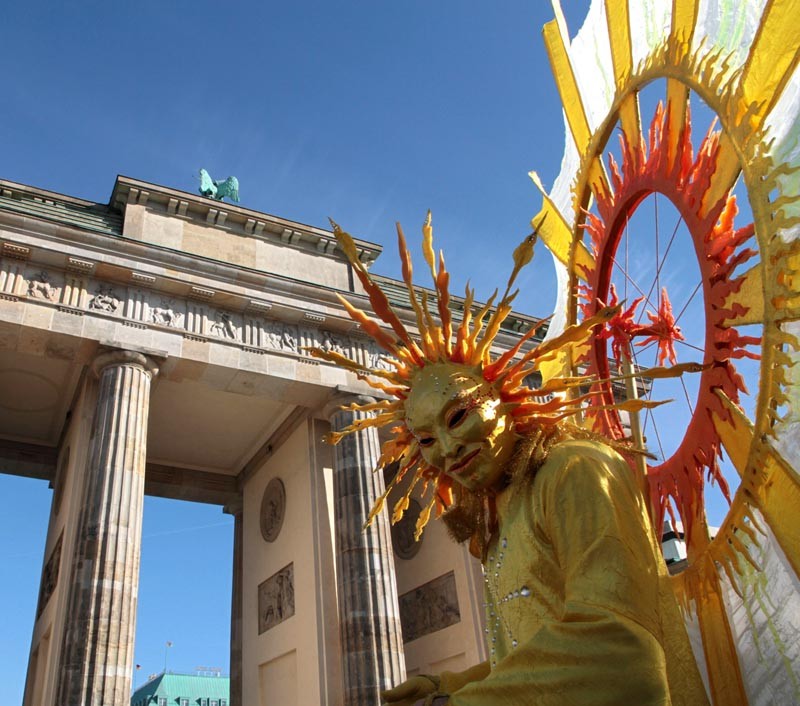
[313,0,800,704]
[313,215,706,705]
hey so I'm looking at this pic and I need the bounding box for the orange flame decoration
[582,283,685,367]
[637,289,684,367]
[580,101,761,545]
[310,214,671,539]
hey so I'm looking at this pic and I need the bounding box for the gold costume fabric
[439,440,708,706]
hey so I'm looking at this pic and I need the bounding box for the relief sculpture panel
[151,297,184,328]
[210,310,238,340]
[35,532,63,619]
[258,563,295,634]
[27,270,57,301]
[399,571,461,643]
[390,498,423,560]
[263,320,299,352]
[89,284,121,313]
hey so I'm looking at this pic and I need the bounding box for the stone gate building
[0,175,547,706]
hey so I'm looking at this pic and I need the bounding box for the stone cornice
[0,178,98,208]
[0,208,355,319]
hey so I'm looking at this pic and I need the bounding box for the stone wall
[242,420,343,706]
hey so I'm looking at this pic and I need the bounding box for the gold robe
[439,439,708,706]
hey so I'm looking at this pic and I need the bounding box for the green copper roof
[131,673,230,705]
[0,191,123,237]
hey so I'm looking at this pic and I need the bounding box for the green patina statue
[198,169,240,203]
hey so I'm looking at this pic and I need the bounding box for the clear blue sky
[1,1,757,702]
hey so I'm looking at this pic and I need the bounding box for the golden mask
[405,363,516,492]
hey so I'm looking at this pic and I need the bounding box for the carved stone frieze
[260,478,286,543]
[264,320,298,353]
[399,571,460,643]
[150,297,183,328]
[15,262,401,370]
[320,329,346,355]
[362,339,394,371]
[391,498,423,560]
[89,285,121,313]
[210,310,238,340]
[27,270,57,301]
[35,532,63,619]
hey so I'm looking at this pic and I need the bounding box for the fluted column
[326,394,406,705]
[56,350,158,706]
[224,498,244,706]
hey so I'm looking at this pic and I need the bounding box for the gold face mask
[404,363,517,492]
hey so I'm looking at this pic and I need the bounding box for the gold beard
[438,424,644,559]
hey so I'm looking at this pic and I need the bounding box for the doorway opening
[133,496,233,693]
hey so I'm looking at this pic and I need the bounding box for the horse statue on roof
[198,168,240,203]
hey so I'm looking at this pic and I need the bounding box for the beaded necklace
[483,535,533,668]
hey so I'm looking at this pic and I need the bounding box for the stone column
[224,498,244,706]
[326,394,406,705]
[56,350,158,706]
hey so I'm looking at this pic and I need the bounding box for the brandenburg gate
[0,175,543,705]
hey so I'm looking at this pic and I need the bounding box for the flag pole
[164,641,173,673]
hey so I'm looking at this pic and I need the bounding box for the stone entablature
[0,176,546,393]
[0,248,546,388]
[0,252,393,373]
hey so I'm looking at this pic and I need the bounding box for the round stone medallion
[391,498,423,560]
[260,478,286,543]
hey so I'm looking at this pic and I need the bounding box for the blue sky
[1,1,761,702]
[1,0,589,307]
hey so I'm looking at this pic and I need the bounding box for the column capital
[223,496,244,517]
[323,392,378,421]
[92,349,159,379]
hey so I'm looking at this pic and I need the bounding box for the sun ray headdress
[309,213,685,542]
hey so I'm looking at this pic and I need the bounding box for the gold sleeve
[438,661,490,694]
[450,442,672,706]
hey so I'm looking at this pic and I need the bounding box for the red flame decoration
[579,101,760,547]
